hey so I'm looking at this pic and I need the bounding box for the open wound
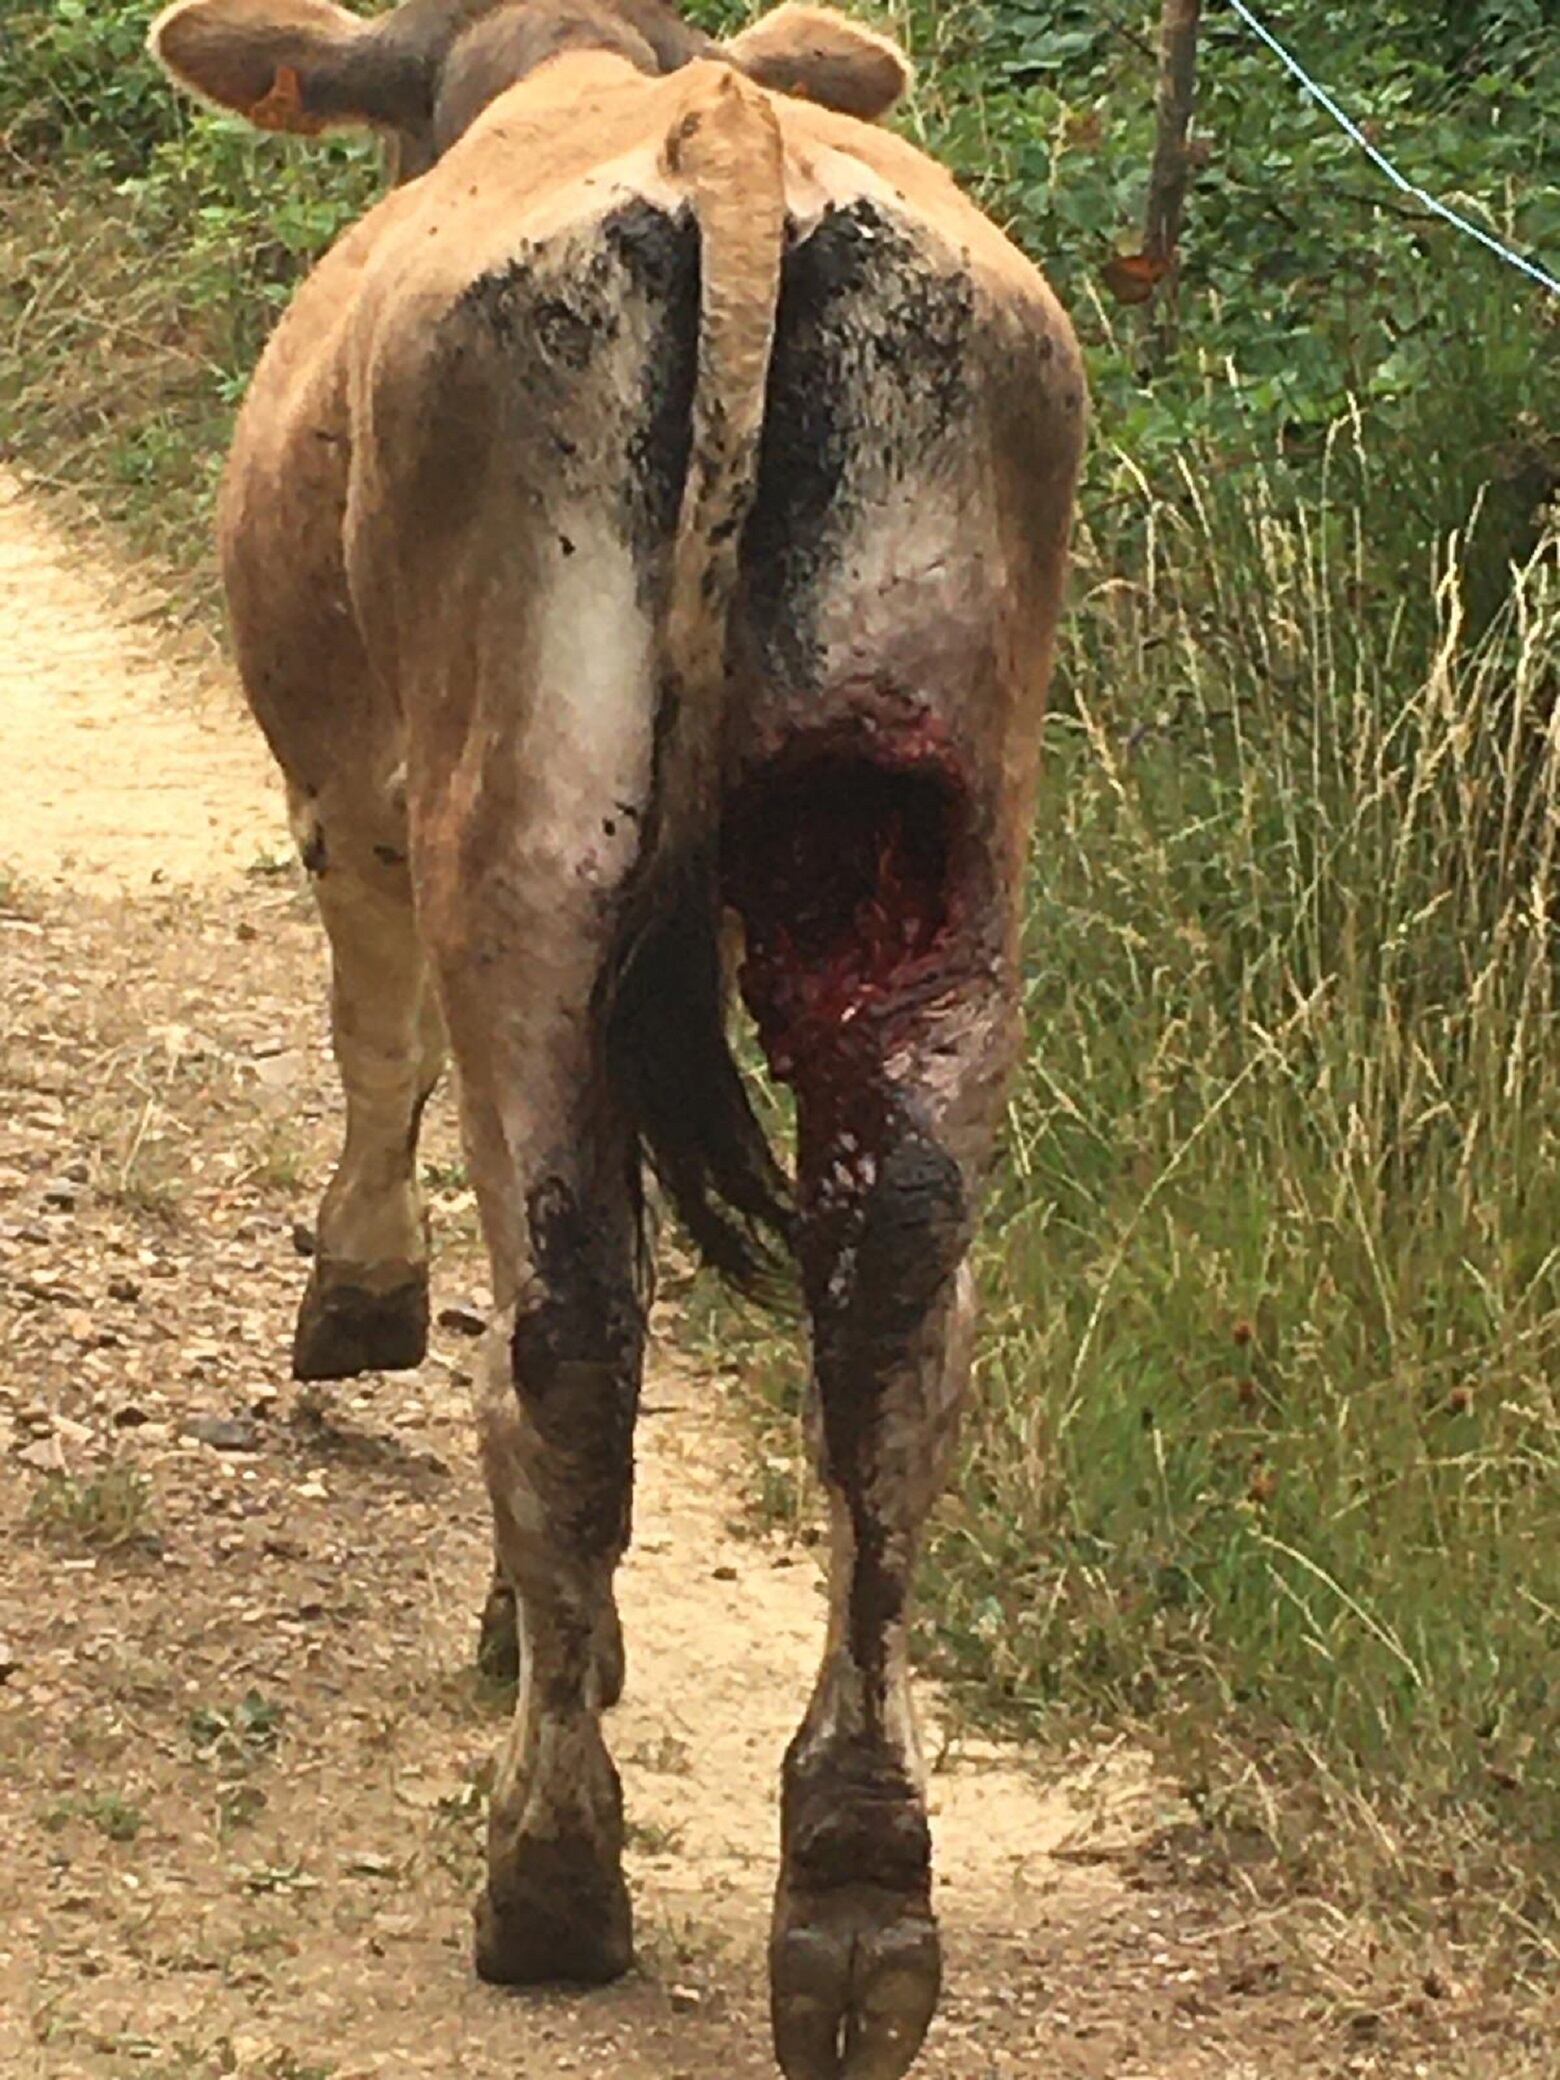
[721,715,981,1139]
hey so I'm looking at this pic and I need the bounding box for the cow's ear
[148,0,429,136]
[720,4,912,122]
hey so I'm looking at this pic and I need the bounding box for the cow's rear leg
[290,798,445,1380]
[725,744,1008,2080]
[467,1144,641,1985]
[428,969,642,1985]
[769,1186,974,2080]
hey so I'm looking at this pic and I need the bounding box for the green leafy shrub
[0,0,181,172]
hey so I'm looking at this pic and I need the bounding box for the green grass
[26,1463,156,1550]
[43,1789,146,1843]
[942,460,1558,1941]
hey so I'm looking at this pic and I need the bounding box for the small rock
[112,1403,151,1429]
[63,1159,90,1185]
[183,1414,261,1453]
[53,1415,93,1447]
[254,1050,305,1093]
[668,1986,701,2015]
[711,1564,739,1583]
[106,1275,142,1304]
[41,1182,78,1210]
[437,1303,487,1339]
[17,1436,66,1473]
[0,1640,18,1683]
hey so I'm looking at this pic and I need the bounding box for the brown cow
[149,4,1085,2073]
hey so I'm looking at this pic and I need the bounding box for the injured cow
[148,2,1085,2073]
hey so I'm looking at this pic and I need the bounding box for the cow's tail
[605,64,794,1300]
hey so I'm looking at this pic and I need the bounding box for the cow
[148,3,1085,2072]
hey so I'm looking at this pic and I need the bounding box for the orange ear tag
[248,64,326,135]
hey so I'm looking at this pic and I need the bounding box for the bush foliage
[3,0,1557,1958]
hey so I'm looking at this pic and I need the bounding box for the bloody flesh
[721,720,977,1193]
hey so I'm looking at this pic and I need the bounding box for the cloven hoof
[473,1846,634,1987]
[770,1880,942,2080]
[291,1266,429,1380]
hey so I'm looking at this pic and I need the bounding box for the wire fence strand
[1225,0,1560,297]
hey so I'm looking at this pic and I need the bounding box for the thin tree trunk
[1142,0,1201,358]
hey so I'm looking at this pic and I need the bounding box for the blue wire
[1224,0,1560,298]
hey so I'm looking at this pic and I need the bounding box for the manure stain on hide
[449,201,697,598]
[607,201,700,576]
[740,197,977,685]
[509,1174,642,1562]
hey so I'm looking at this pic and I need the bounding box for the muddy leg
[414,860,645,1989]
[475,1561,625,1704]
[724,744,1016,2078]
[465,1121,642,1984]
[290,797,445,1380]
[770,1110,979,2080]
[474,1535,625,1701]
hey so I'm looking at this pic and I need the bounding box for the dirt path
[0,479,1532,2080]
[0,477,284,893]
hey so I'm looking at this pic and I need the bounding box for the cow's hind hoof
[291,1266,428,1380]
[771,1883,941,2080]
[473,1846,633,1986]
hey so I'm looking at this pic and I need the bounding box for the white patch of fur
[520,515,655,889]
